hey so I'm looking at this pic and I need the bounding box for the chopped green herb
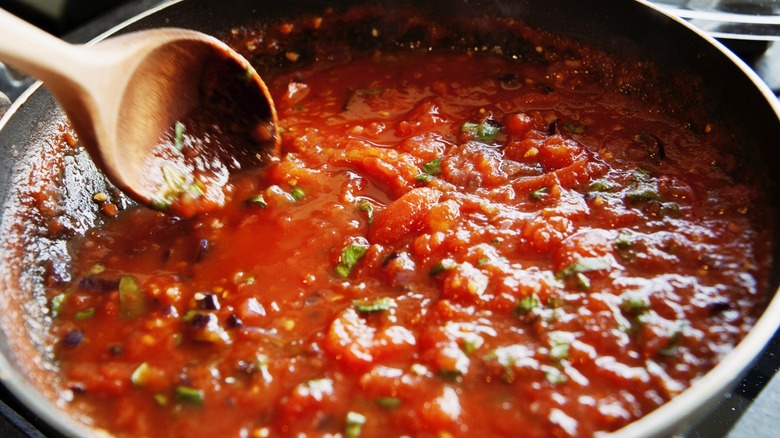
[625,169,662,203]
[242,67,254,83]
[353,297,395,314]
[174,385,204,406]
[421,157,442,176]
[335,241,370,278]
[625,187,662,203]
[549,337,570,361]
[484,345,535,382]
[620,296,651,314]
[547,296,564,309]
[530,187,549,201]
[131,362,151,386]
[154,393,169,406]
[291,187,306,200]
[543,366,568,385]
[588,180,619,192]
[248,194,267,208]
[174,121,185,151]
[663,202,681,216]
[151,165,204,210]
[88,263,106,275]
[574,272,591,291]
[255,354,273,383]
[119,275,145,319]
[74,307,95,321]
[614,232,633,250]
[415,173,435,183]
[460,333,484,355]
[188,181,205,197]
[430,258,458,276]
[562,122,587,134]
[181,310,200,323]
[438,369,463,381]
[356,200,374,221]
[50,293,66,318]
[345,411,366,438]
[556,257,610,280]
[461,120,500,143]
[659,324,686,356]
[375,397,402,409]
[515,293,541,314]
[632,169,653,181]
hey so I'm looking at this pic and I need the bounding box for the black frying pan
[1,0,780,436]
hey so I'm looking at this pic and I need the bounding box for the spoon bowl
[0,9,278,216]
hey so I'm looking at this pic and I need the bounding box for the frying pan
[1,0,780,436]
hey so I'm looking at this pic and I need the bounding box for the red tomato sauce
[45,11,772,438]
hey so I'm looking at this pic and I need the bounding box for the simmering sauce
[44,10,772,438]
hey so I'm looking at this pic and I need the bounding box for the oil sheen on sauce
[46,18,771,438]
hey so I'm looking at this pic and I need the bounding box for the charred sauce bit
[46,11,771,438]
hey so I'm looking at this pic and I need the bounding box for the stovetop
[0,0,779,436]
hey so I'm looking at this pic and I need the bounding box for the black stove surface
[0,0,779,436]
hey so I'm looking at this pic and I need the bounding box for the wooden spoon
[0,8,279,217]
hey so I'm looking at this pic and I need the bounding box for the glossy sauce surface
[46,19,771,438]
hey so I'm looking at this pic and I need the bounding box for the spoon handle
[0,9,85,91]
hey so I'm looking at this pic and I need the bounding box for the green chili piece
[291,187,305,200]
[74,307,95,321]
[515,293,541,314]
[345,411,366,438]
[131,362,151,387]
[353,297,395,314]
[174,386,204,406]
[421,157,442,176]
[375,397,401,409]
[556,257,610,280]
[248,194,268,208]
[119,275,146,319]
[174,121,185,150]
[88,263,106,275]
[430,258,458,276]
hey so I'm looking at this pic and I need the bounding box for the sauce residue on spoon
[142,51,278,218]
